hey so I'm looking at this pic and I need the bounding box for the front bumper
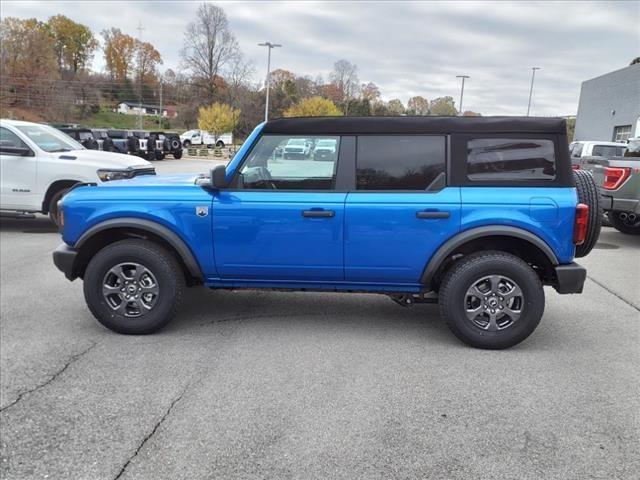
[553,262,586,294]
[53,244,79,281]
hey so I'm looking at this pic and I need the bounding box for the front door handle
[302,209,335,218]
[416,210,450,219]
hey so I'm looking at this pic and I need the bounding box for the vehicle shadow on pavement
[0,215,58,233]
[168,286,462,347]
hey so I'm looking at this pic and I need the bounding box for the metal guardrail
[185,145,240,159]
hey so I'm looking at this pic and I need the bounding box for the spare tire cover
[127,136,140,153]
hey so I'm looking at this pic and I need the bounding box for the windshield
[16,124,84,152]
[287,139,306,146]
[316,140,335,147]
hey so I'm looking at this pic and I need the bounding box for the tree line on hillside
[0,3,479,137]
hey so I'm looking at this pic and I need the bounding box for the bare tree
[330,59,359,115]
[222,54,254,106]
[181,3,240,103]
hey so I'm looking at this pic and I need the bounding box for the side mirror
[0,146,33,157]
[211,164,228,189]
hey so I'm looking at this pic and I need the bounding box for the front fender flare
[420,225,559,288]
[75,218,202,279]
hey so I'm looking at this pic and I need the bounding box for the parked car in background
[104,130,132,155]
[180,129,232,148]
[149,131,183,159]
[623,137,640,157]
[581,148,640,235]
[57,127,100,150]
[90,128,110,151]
[313,138,338,161]
[570,141,627,168]
[283,138,311,159]
[53,116,600,350]
[0,119,154,227]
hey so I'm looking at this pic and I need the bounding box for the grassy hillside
[83,110,181,130]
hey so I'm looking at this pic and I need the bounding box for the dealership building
[574,63,639,142]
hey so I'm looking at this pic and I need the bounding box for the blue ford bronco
[53,117,601,349]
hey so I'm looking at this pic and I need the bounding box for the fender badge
[196,206,209,217]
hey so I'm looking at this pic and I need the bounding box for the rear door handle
[416,211,450,219]
[302,209,335,218]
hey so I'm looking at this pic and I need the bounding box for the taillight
[574,203,589,245]
[603,167,631,190]
[571,164,580,170]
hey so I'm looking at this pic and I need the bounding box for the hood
[60,149,152,169]
[99,173,203,188]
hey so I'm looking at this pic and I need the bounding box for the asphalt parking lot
[1,159,639,479]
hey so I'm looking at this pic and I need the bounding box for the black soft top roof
[262,116,567,135]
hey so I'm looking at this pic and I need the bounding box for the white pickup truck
[0,119,154,226]
[569,141,627,163]
[180,129,232,148]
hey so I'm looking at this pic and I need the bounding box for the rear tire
[609,211,640,235]
[439,251,544,349]
[573,169,602,257]
[83,239,184,334]
[172,149,183,160]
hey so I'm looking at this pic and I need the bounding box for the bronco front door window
[238,135,340,190]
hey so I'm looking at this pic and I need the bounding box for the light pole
[456,75,470,115]
[258,42,282,122]
[527,67,540,116]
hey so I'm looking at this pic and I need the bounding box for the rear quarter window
[467,138,556,181]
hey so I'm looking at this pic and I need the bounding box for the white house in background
[117,102,177,118]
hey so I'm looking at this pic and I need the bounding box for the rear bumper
[601,195,640,214]
[553,262,586,294]
[53,244,79,281]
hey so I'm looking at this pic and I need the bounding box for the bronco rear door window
[466,138,556,181]
[356,135,446,190]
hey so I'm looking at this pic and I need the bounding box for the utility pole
[527,67,540,116]
[136,20,145,130]
[258,42,282,122]
[456,75,470,115]
[158,81,163,129]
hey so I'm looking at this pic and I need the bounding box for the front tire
[83,239,184,334]
[439,251,544,349]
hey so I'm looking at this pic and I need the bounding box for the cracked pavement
[1,159,639,480]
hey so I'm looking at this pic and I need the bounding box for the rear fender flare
[420,225,559,288]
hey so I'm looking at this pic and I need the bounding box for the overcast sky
[2,1,638,115]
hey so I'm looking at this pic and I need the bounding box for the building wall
[574,64,640,142]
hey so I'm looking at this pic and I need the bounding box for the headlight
[96,169,136,182]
